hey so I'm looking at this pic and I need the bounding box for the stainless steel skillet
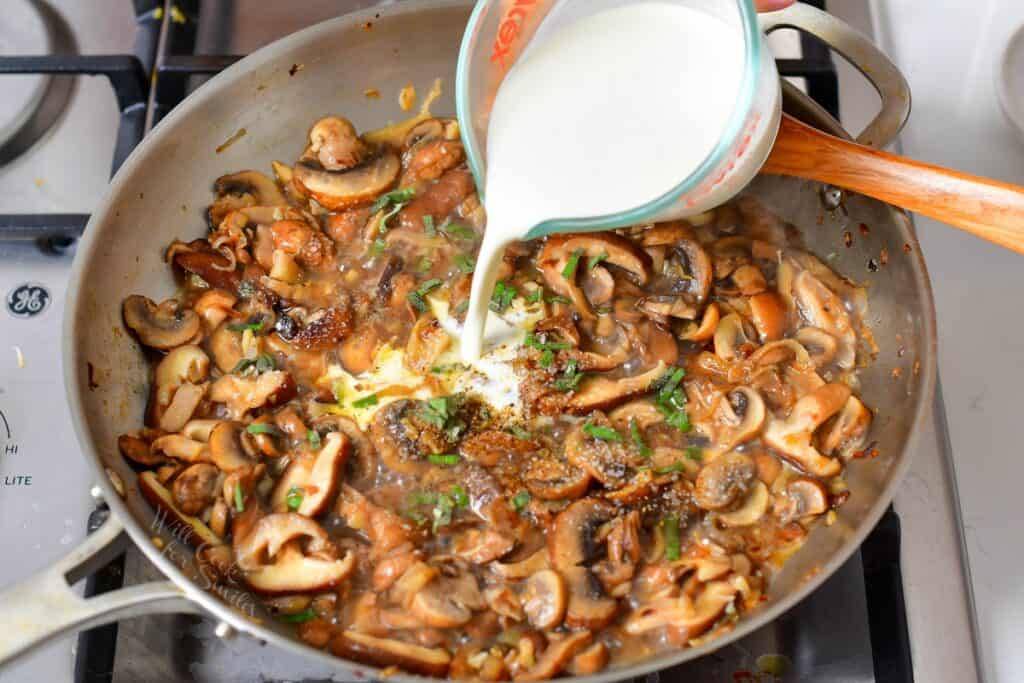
[0,2,935,680]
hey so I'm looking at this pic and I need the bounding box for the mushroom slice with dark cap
[776,477,830,523]
[369,399,448,476]
[564,416,634,488]
[292,117,401,210]
[820,395,872,459]
[123,295,201,350]
[209,371,297,419]
[138,470,222,547]
[548,498,619,629]
[330,631,451,678]
[214,170,287,207]
[647,238,713,310]
[763,383,851,477]
[270,431,350,517]
[566,361,666,414]
[525,457,591,501]
[517,630,593,682]
[710,387,767,451]
[171,463,220,516]
[792,270,857,369]
[538,232,651,318]
[693,451,758,512]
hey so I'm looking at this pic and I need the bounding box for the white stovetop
[871,1,1024,681]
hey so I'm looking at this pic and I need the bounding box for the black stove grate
[0,1,907,682]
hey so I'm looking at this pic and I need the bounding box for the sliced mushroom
[158,382,208,433]
[564,418,632,488]
[516,630,593,682]
[567,361,666,414]
[763,383,851,477]
[453,527,515,565]
[209,322,245,374]
[208,421,258,472]
[820,396,872,459]
[538,232,651,318]
[795,327,839,367]
[118,433,167,467]
[138,470,222,547]
[713,387,766,451]
[484,585,524,621]
[330,630,451,678]
[713,313,753,361]
[154,345,210,406]
[522,569,568,630]
[410,573,484,628]
[548,500,619,629]
[236,517,355,595]
[524,457,591,501]
[748,292,787,342]
[270,431,349,516]
[234,512,328,570]
[718,481,769,527]
[777,477,829,523]
[567,642,610,676]
[336,485,412,559]
[405,315,451,375]
[649,238,713,306]
[123,295,201,350]
[793,270,856,369]
[294,146,401,211]
[171,463,220,515]
[491,549,549,581]
[214,170,287,207]
[693,452,757,512]
[208,370,297,419]
[309,117,371,170]
[150,434,208,463]
[666,580,739,643]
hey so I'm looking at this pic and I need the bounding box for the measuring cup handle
[759,2,911,149]
[0,512,201,666]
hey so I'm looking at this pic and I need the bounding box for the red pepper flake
[879,248,889,266]
[903,243,913,253]
[87,362,99,390]
[913,359,921,375]
[891,367,902,379]
[843,230,853,247]
[853,440,881,460]
[816,214,824,225]
[361,21,373,30]
[859,223,870,236]
[288,63,304,76]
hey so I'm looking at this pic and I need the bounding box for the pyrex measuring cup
[455,0,911,240]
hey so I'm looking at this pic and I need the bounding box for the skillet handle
[0,513,201,666]
[759,2,911,149]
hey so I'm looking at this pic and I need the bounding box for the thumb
[755,0,796,11]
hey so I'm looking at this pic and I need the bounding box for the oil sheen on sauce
[461,1,745,361]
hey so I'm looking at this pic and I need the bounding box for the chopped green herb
[630,418,652,458]
[408,277,444,312]
[415,256,433,273]
[431,362,468,374]
[553,358,585,392]
[228,319,264,333]
[369,237,387,256]
[255,353,276,373]
[410,491,438,506]
[511,490,531,511]
[352,394,379,409]
[509,426,532,440]
[442,221,477,241]
[663,408,692,432]
[402,508,427,524]
[561,249,584,280]
[655,462,686,475]
[378,202,405,233]
[450,485,470,508]
[651,366,691,433]
[583,420,622,442]
[685,446,703,462]
[370,187,416,214]
[587,251,609,269]
[188,273,210,289]
[285,486,304,511]
[233,482,244,512]
[526,288,544,304]
[422,214,436,235]
[523,333,572,352]
[489,281,517,313]
[407,292,427,313]
[454,253,475,273]
[546,295,573,305]
[432,493,456,532]
[663,516,681,561]
[652,367,686,402]
[539,349,555,368]
[306,430,321,450]
[246,423,280,436]
[278,608,317,624]
[231,357,256,374]
[428,453,461,466]
[453,300,470,315]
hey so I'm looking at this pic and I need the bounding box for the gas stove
[0,2,980,682]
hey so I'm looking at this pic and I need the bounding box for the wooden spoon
[762,113,1024,254]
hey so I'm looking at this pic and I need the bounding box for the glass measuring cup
[455,0,781,239]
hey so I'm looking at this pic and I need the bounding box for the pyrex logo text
[490,0,538,70]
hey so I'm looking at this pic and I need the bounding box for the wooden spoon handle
[762,114,1024,254]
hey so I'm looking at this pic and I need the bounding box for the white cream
[462,1,746,361]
